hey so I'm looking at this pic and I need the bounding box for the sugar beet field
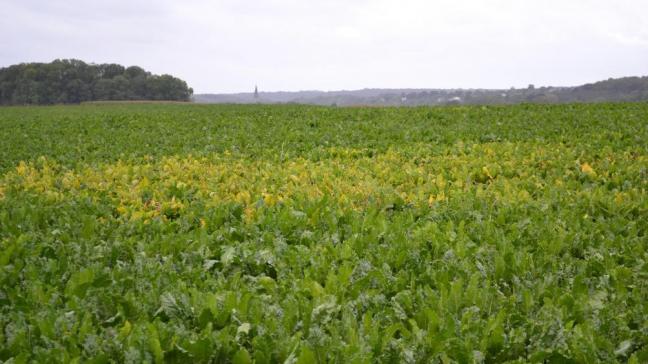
[0,103,646,363]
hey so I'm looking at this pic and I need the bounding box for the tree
[0,59,193,104]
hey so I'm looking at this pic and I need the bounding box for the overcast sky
[1,0,647,93]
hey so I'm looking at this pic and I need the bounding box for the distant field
[0,103,646,363]
[80,100,193,105]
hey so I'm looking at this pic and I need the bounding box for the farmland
[0,103,646,363]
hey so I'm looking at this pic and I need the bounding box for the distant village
[195,76,648,106]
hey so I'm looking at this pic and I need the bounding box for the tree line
[0,59,193,105]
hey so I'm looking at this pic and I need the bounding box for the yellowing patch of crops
[5,142,643,222]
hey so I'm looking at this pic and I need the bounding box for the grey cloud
[1,0,647,93]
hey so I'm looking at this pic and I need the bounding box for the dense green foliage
[0,103,646,363]
[0,60,193,105]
